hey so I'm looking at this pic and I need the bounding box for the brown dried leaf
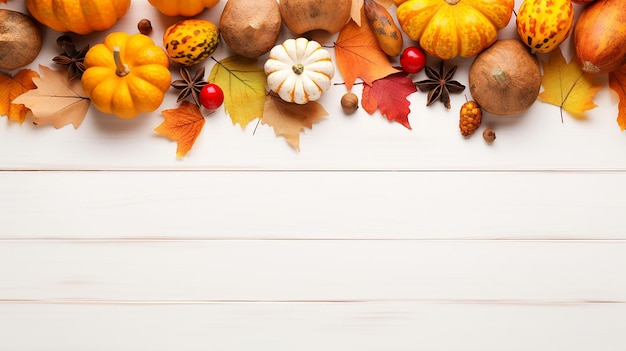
[262,93,328,151]
[12,65,90,128]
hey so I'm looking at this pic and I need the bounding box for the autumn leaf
[609,65,626,131]
[262,93,328,151]
[538,47,602,120]
[208,55,266,130]
[334,17,400,91]
[0,69,39,123]
[155,101,206,159]
[12,65,90,128]
[362,71,417,129]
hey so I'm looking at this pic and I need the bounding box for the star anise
[171,66,208,107]
[414,61,465,109]
[52,36,89,81]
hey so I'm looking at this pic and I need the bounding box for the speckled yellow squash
[516,0,574,53]
[25,0,130,34]
[148,0,220,17]
[81,32,172,119]
[394,0,515,60]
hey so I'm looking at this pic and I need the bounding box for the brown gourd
[573,0,626,74]
[220,0,282,58]
[0,9,42,70]
[468,39,541,116]
[279,0,351,34]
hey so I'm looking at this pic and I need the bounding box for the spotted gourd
[516,0,574,53]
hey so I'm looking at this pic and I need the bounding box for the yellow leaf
[538,47,602,120]
[262,93,328,151]
[0,69,39,123]
[155,101,206,159]
[208,55,267,129]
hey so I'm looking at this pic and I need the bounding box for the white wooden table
[2,1,625,350]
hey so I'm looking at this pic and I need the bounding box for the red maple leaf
[361,71,417,129]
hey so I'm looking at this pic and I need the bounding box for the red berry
[400,46,426,74]
[199,83,224,110]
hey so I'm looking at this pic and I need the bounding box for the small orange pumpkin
[81,32,172,119]
[394,0,515,59]
[147,0,220,17]
[25,0,130,35]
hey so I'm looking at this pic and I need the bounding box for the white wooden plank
[1,240,624,302]
[0,302,624,351]
[1,2,622,171]
[2,170,625,239]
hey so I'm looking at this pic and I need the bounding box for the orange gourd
[394,0,515,59]
[147,0,220,17]
[81,32,172,119]
[573,0,626,74]
[25,0,130,35]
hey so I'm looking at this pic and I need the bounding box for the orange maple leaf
[334,17,400,91]
[0,69,39,123]
[155,101,206,159]
[262,93,328,151]
[609,65,626,131]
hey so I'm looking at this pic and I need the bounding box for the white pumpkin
[264,38,335,104]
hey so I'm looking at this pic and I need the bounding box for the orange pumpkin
[394,0,515,59]
[147,0,220,17]
[25,0,130,35]
[573,0,626,74]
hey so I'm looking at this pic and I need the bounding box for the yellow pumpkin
[394,0,515,59]
[81,32,172,119]
[25,0,130,35]
[148,0,220,17]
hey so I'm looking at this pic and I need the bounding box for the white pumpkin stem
[113,46,130,77]
[292,63,304,75]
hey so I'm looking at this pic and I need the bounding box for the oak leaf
[155,101,206,159]
[334,17,400,91]
[262,93,328,151]
[609,65,626,131]
[0,68,39,123]
[538,48,601,120]
[12,65,90,128]
[362,71,417,129]
[208,55,267,130]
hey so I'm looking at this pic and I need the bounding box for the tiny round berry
[399,46,427,74]
[483,128,496,143]
[199,83,224,110]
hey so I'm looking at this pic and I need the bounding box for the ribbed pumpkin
[148,0,220,17]
[81,32,172,119]
[264,38,335,105]
[25,0,130,35]
[394,0,515,59]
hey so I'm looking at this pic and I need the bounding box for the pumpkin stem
[492,68,508,85]
[292,63,304,75]
[445,0,460,4]
[113,46,130,77]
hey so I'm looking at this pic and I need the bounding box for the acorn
[341,92,359,114]
[0,9,42,70]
